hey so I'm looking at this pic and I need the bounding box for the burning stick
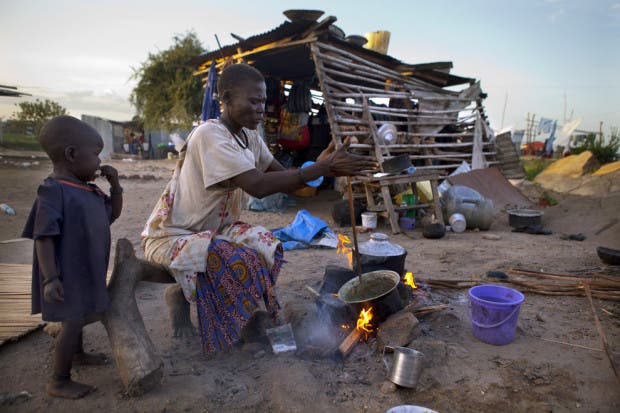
[337,328,362,358]
[337,307,374,358]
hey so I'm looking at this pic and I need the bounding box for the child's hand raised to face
[99,165,120,187]
[43,278,64,303]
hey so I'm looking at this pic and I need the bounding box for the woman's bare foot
[73,352,108,365]
[46,379,96,399]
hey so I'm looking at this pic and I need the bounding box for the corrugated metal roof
[194,16,476,87]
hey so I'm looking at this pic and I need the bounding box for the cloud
[0,89,135,122]
[56,90,135,121]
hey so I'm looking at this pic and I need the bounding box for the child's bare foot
[46,379,96,399]
[73,352,108,365]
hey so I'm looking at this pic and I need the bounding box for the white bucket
[449,213,466,233]
[361,212,378,229]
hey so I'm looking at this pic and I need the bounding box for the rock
[376,311,419,349]
[253,350,267,359]
[482,234,501,240]
[380,380,397,394]
[0,391,32,406]
[43,322,62,337]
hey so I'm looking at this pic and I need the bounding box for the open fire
[403,271,418,289]
[337,306,376,358]
[356,307,374,335]
[336,233,353,268]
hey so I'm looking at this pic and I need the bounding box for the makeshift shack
[195,10,498,231]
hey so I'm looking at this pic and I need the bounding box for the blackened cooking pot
[338,270,403,322]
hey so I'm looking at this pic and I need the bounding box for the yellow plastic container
[293,186,317,197]
[364,31,391,54]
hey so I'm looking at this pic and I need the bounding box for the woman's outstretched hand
[320,137,378,177]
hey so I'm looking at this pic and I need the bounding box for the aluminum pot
[355,233,407,276]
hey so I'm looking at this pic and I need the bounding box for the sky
[1,0,619,133]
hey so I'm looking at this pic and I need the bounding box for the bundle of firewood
[417,267,620,302]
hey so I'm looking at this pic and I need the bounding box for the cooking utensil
[383,346,425,388]
[381,154,412,174]
[338,270,402,322]
[597,246,620,265]
[345,35,368,47]
[283,9,324,22]
[507,209,543,228]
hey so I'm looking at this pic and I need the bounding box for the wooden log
[337,328,362,358]
[102,238,164,396]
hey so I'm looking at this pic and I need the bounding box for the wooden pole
[583,282,620,384]
[346,176,363,285]
[500,92,508,129]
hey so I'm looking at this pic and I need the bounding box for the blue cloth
[271,210,331,250]
[22,177,114,321]
[539,118,555,134]
[545,120,557,155]
[201,61,220,122]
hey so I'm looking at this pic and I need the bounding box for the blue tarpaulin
[201,61,220,122]
[271,210,335,250]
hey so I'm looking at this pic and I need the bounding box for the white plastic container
[449,213,466,233]
[361,212,378,229]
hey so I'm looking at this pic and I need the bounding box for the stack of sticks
[417,267,620,302]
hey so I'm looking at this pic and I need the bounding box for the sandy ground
[0,155,619,413]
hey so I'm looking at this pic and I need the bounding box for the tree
[130,32,206,131]
[12,98,68,134]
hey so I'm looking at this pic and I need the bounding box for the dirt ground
[1,154,619,413]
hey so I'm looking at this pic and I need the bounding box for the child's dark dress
[22,177,114,321]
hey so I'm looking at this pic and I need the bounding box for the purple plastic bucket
[468,285,524,345]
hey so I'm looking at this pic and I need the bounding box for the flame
[404,271,418,289]
[356,307,374,334]
[337,233,353,268]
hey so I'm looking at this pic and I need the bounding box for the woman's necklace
[233,130,249,150]
[220,118,249,150]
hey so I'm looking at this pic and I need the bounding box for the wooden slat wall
[0,264,112,346]
[310,41,496,174]
[0,264,44,345]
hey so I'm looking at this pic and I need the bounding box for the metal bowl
[283,9,324,22]
[381,154,412,174]
[597,246,620,265]
[507,209,543,228]
[345,35,368,47]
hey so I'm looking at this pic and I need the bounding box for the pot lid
[359,233,405,257]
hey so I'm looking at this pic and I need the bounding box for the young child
[22,115,123,399]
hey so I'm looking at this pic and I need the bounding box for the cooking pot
[507,209,543,228]
[355,233,407,276]
[338,270,403,322]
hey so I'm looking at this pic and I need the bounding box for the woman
[142,63,375,354]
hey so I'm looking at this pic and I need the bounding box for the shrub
[570,133,619,165]
[523,158,551,181]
